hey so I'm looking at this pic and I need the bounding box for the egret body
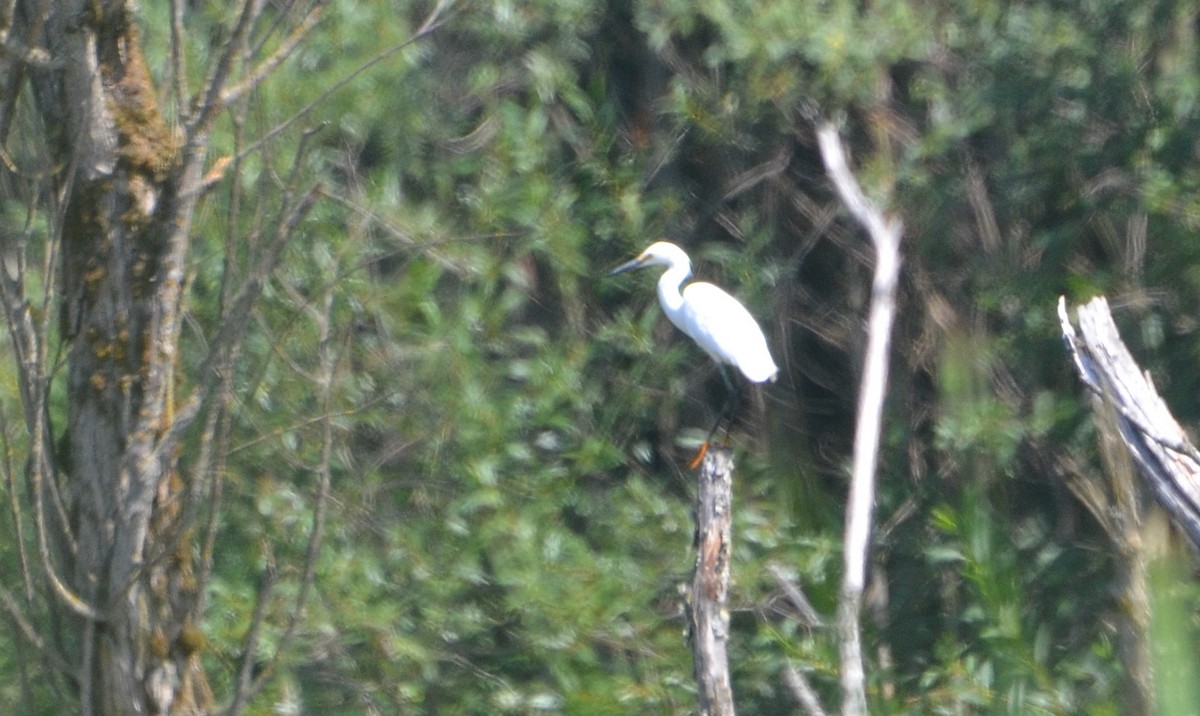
[611,241,778,384]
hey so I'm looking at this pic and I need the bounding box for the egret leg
[688,364,740,469]
[711,364,740,445]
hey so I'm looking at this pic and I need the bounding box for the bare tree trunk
[815,122,903,716]
[688,447,736,716]
[14,2,207,712]
[0,3,445,711]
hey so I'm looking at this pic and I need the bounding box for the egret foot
[691,401,736,469]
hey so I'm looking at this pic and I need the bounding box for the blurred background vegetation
[6,0,1200,713]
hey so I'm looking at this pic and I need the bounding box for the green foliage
[160,0,1200,712]
[1149,552,1200,716]
[6,0,1200,713]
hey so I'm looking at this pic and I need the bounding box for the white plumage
[611,241,778,383]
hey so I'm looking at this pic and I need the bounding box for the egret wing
[680,282,778,382]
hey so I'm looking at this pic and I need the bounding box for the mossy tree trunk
[15,1,209,712]
[2,1,427,710]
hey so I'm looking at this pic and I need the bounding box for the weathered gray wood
[1055,294,1200,715]
[689,447,736,716]
[1059,296,1200,551]
[817,121,903,716]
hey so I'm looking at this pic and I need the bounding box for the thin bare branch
[191,372,235,617]
[816,121,903,716]
[223,557,277,716]
[231,0,451,164]
[164,183,322,447]
[0,421,33,605]
[768,563,825,628]
[0,581,73,674]
[219,1,327,108]
[783,661,830,716]
[168,0,188,114]
[12,237,100,624]
[228,279,343,712]
[319,189,469,273]
[188,0,266,134]
[963,156,1001,256]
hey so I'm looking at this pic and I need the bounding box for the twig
[228,0,451,166]
[816,121,903,716]
[223,557,277,716]
[0,582,73,674]
[188,0,268,135]
[767,563,825,628]
[168,0,188,114]
[223,275,344,715]
[219,1,328,108]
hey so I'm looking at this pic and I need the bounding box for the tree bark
[0,3,440,711]
[688,447,736,716]
[13,1,209,712]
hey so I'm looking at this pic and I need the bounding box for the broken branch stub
[1058,296,1200,551]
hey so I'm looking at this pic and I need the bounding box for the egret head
[610,241,691,275]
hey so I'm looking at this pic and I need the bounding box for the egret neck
[655,254,691,333]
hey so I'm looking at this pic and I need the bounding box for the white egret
[611,241,778,458]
